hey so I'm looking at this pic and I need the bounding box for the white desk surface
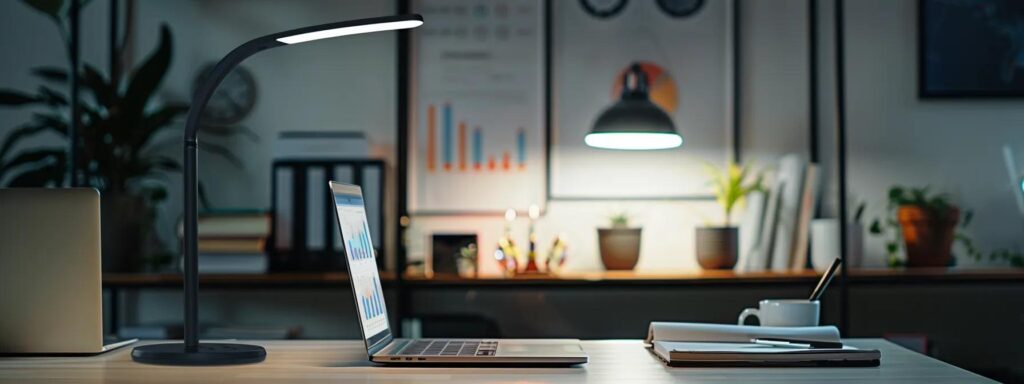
[0,339,993,383]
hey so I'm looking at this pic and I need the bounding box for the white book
[736,190,767,273]
[791,165,820,271]
[274,167,293,251]
[197,253,268,274]
[770,154,807,272]
[748,182,784,272]
[272,131,368,160]
[645,322,880,367]
[307,167,325,251]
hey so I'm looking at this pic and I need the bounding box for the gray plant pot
[696,227,738,270]
[598,228,641,270]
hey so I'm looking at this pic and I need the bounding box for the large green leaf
[0,89,43,106]
[22,0,64,24]
[36,85,67,106]
[0,119,67,162]
[0,148,65,183]
[31,67,68,84]
[5,154,66,187]
[133,103,188,149]
[81,64,116,108]
[122,25,172,122]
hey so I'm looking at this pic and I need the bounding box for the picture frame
[402,0,550,215]
[918,0,1024,98]
[547,0,737,200]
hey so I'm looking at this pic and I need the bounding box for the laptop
[329,181,588,366]
[0,188,137,355]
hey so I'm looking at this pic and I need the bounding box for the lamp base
[131,342,266,366]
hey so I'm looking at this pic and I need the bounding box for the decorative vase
[810,219,864,272]
[898,205,959,267]
[100,193,148,273]
[696,227,738,270]
[597,228,641,270]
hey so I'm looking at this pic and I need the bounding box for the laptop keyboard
[398,340,498,357]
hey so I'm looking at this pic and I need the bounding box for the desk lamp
[131,14,423,366]
[584,63,682,150]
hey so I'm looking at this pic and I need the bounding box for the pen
[751,337,844,349]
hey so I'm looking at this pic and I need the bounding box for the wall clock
[192,64,258,126]
[657,0,704,18]
[579,0,628,19]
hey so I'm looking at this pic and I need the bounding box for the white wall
[4,0,1023,336]
[839,0,1024,266]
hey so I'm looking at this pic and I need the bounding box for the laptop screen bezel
[329,181,393,357]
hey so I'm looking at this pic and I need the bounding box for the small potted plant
[870,186,964,267]
[872,186,1024,268]
[698,163,762,270]
[597,213,641,270]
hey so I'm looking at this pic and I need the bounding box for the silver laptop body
[0,188,135,355]
[329,182,587,365]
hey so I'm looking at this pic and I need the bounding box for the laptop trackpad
[498,342,584,357]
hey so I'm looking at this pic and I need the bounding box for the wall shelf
[102,268,1022,289]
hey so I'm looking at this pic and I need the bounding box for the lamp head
[276,14,423,45]
[585,63,682,150]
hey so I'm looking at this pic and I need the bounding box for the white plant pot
[810,219,864,272]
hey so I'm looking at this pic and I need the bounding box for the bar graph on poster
[409,0,546,213]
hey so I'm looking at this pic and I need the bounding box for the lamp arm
[181,36,280,351]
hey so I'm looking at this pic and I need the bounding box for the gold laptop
[0,188,135,355]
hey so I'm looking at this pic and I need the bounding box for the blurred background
[1,0,1022,381]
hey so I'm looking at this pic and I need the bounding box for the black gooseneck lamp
[130,14,424,366]
[585,63,683,150]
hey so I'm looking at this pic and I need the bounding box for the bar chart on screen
[346,221,375,261]
[360,276,386,320]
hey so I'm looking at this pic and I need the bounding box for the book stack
[179,211,271,274]
[736,153,820,272]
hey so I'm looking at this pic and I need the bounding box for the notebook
[645,322,880,367]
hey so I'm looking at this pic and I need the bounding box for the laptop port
[417,358,426,361]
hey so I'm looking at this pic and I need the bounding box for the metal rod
[110,0,119,88]
[833,0,850,336]
[68,0,80,186]
[732,0,742,164]
[809,0,819,164]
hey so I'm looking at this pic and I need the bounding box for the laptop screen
[331,183,391,349]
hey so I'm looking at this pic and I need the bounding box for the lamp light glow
[585,63,682,151]
[584,132,683,150]
[277,19,423,44]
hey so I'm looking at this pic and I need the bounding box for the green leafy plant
[703,162,763,227]
[0,0,249,269]
[609,212,630,228]
[869,186,1023,267]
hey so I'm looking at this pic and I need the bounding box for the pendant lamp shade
[585,63,682,150]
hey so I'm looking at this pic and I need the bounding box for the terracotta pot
[696,227,738,270]
[598,228,641,270]
[897,205,959,268]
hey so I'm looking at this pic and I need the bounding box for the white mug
[738,299,820,327]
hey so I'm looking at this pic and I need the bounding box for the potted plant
[870,186,965,267]
[698,163,762,270]
[0,1,249,271]
[597,213,641,270]
[870,186,1024,268]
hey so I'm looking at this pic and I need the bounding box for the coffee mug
[738,299,820,327]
